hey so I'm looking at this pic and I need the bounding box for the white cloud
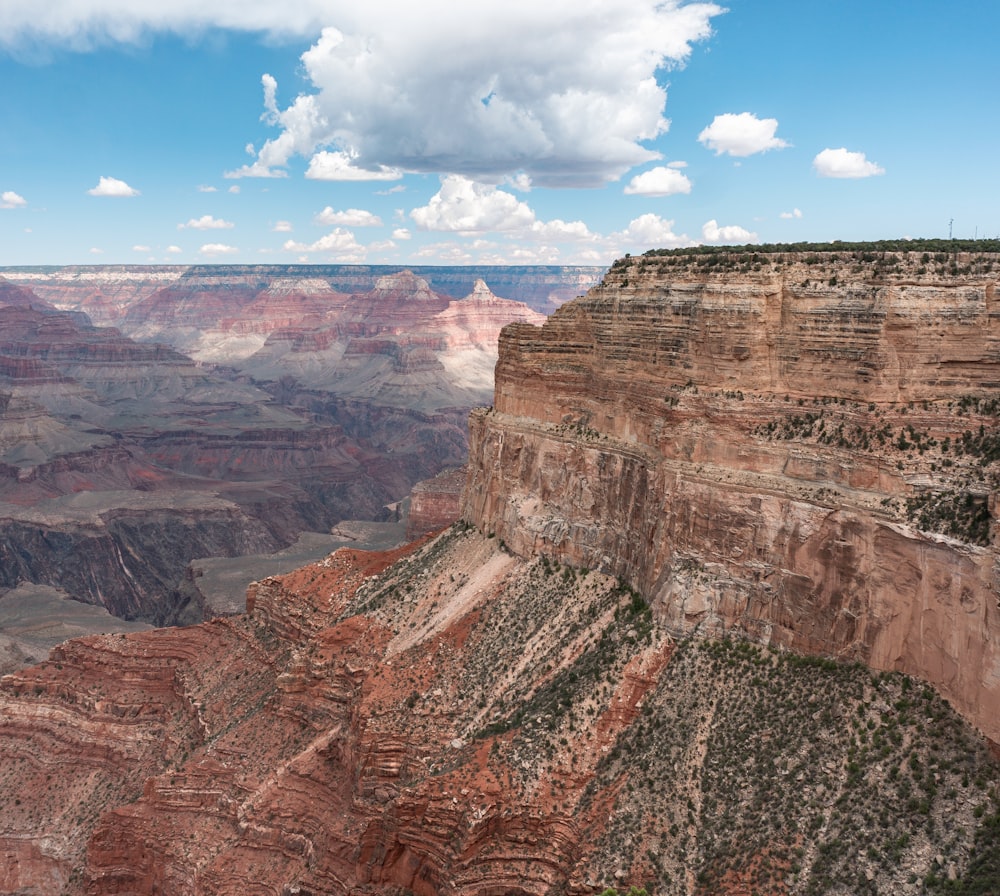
[701,218,757,243]
[698,112,789,157]
[624,165,692,197]
[166,245,183,254]
[413,241,474,262]
[197,185,218,193]
[813,147,885,178]
[282,228,365,260]
[780,207,803,219]
[132,244,151,252]
[506,173,533,192]
[179,215,235,230]
[314,206,383,227]
[392,228,412,240]
[667,160,688,169]
[272,220,293,232]
[87,176,139,197]
[228,185,241,193]
[1,190,27,208]
[0,1,338,48]
[200,243,239,256]
[304,149,403,182]
[89,247,103,254]
[226,2,723,187]
[411,176,598,244]
[411,175,536,233]
[529,219,596,242]
[617,213,691,249]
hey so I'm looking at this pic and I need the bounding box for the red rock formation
[2,250,1000,895]
[1,525,995,895]
[464,248,1000,742]
[406,466,467,539]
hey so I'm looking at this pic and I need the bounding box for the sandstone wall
[464,250,1000,741]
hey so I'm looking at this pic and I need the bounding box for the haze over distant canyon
[0,264,600,660]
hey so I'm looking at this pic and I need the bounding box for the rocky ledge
[464,245,1000,742]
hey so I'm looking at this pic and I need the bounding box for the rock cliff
[464,246,1000,742]
[3,246,1000,895]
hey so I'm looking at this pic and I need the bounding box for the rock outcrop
[405,466,467,539]
[1,528,997,895]
[464,246,1000,742]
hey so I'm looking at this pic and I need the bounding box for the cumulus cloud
[226,1,723,187]
[392,228,412,240]
[199,243,239,256]
[624,165,692,197]
[701,218,757,243]
[698,112,788,157]
[197,185,218,193]
[132,244,151,252]
[617,213,691,249]
[282,228,365,260]
[410,176,599,245]
[314,206,383,227]
[0,1,338,49]
[813,147,885,178]
[166,245,183,254]
[88,176,139,197]
[1,190,27,208]
[780,207,803,219]
[272,220,293,232]
[411,175,536,233]
[179,215,234,230]
[303,150,403,182]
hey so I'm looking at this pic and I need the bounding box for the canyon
[1,244,1000,895]
[0,267,572,628]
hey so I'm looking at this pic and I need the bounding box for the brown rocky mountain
[2,245,1000,895]
[0,270,549,628]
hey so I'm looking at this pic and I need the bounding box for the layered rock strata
[405,466,467,539]
[0,274,491,622]
[1,529,996,895]
[464,248,1000,742]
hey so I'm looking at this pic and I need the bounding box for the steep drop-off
[464,246,1000,742]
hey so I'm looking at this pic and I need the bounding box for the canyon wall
[464,247,1000,740]
[0,271,536,623]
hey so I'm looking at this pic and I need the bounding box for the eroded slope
[1,528,996,895]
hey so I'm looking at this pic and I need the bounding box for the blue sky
[1,0,997,266]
